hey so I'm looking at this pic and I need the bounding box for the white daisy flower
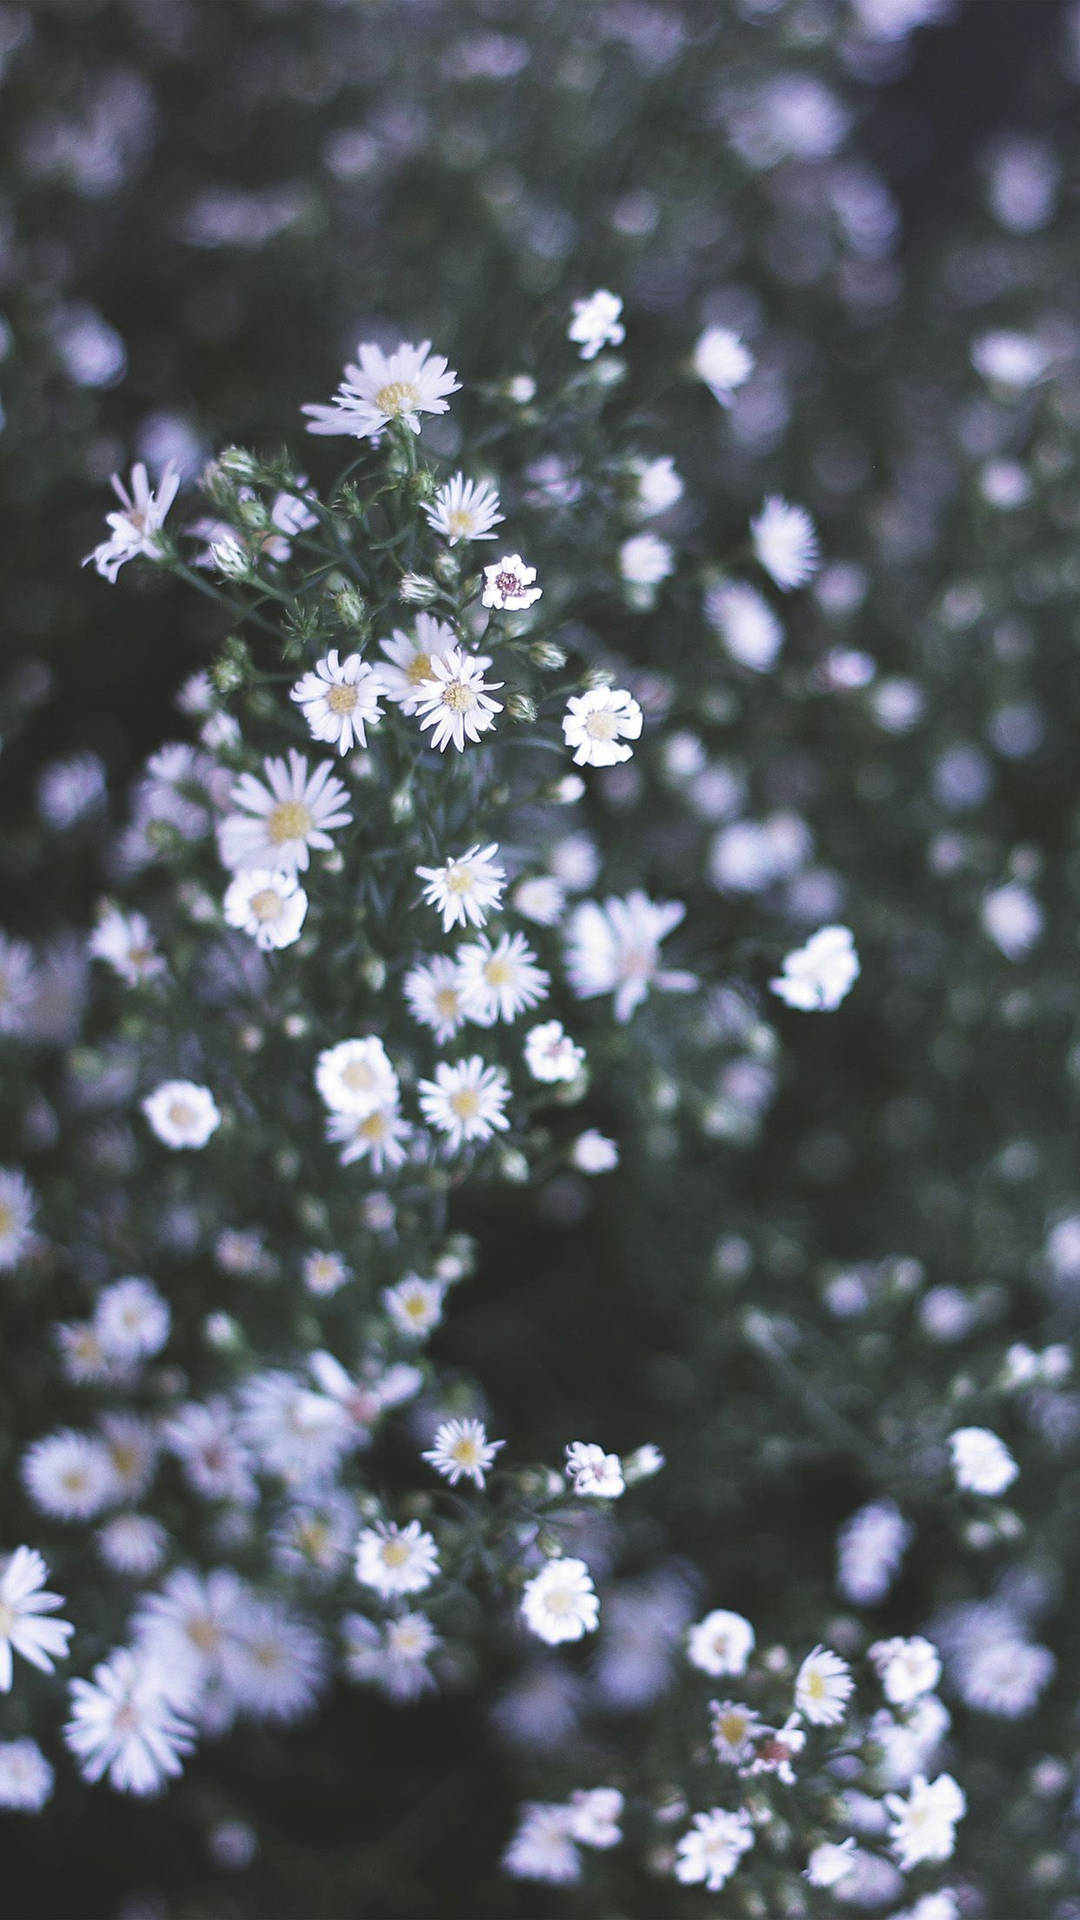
[704,580,784,672]
[65,1647,196,1795]
[565,1442,624,1498]
[290,649,384,754]
[565,890,696,1023]
[633,455,683,517]
[674,1807,755,1891]
[383,1274,445,1340]
[524,1020,585,1083]
[164,1399,257,1507]
[418,1056,512,1150]
[948,1426,1018,1496]
[225,1600,327,1724]
[326,1103,413,1173]
[885,1773,966,1870]
[503,1803,581,1884]
[481,553,543,611]
[422,1417,505,1488]
[805,1839,858,1887]
[709,1699,762,1764]
[423,473,504,545]
[414,646,503,752]
[836,1498,911,1605]
[770,925,859,1012]
[0,1738,54,1811]
[307,1352,388,1440]
[219,749,352,875]
[416,843,506,933]
[562,687,643,767]
[377,613,460,713]
[570,1129,619,1173]
[315,1036,399,1117]
[568,289,625,360]
[99,1414,159,1503]
[0,1168,36,1270]
[88,908,166,985]
[355,1520,440,1597]
[55,1323,111,1386]
[0,934,37,1036]
[512,876,566,926]
[22,1430,118,1520]
[84,462,180,582]
[96,1514,168,1577]
[92,1277,170,1363]
[751,496,820,592]
[271,1494,357,1582]
[404,955,471,1043]
[142,1080,221,1149]
[692,325,755,404]
[343,1612,441,1702]
[301,1250,350,1298]
[686,1608,755,1677]
[869,1636,942,1706]
[521,1557,599,1645]
[0,1548,74,1691]
[302,338,460,439]
[794,1645,854,1725]
[619,532,673,587]
[456,931,550,1025]
[239,1370,353,1487]
[223,868,308,950]
[568,1787,623,1850]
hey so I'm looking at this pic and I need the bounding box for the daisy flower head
[0,1738,54,1812]
[565,890,696,1024]
[142,1080,220,1150]
[65,1646,195,1796]
[416,843,506,933]
[562,687,643,768]
[457,931,550,1026]
[355,1520,440,1598]
[634,455,683,517]
[378,613,459,712]
[290,650,383,756]
[570,1129,619,1173]
[22,1430,118,1521]
[503,1802,581,1885]
[674,1806,755,1891]
[705,579,784,672]
[948,1425,1018,1496]
[0,1168,36,1270]
[418,1056,512,1151]
[619,532,673,588]
[383,1274,445,1340]
[885,1773,966,1870]
[565,1442,624,1498]
[709,1699,762,1764]
[326,1104,413,1174]
[225,1599,328,1725]
[414,647,503,753]
[869,1636,942,1706]
[794,1644,854,1725]
[96,1514,168,1578]
[805,1838,858,1888]
[239,1370,353,1487]
[512,875,566,926]
[568,289,625,360]
[692,325,755,404]
[302,339,460,440]
[520,1557,599,1645]
[770,924,859,1012]
[751,496,820,592]
[524,1020,585,1084]
[482,554,543,611]
[88,908,166,986]
[423,473,504,545]
[85,462,180,582]
[218,749,352,876]
[404,954,470,1043]
[315,1036,398,1117]
[93,1277,170,1364]
[423,1417,505,1488]
[0,1547,74,1691]
[687,1609,755,1678]
[302,1250,350,1298]
[223,868,308,951]
[568,1787,623,1849]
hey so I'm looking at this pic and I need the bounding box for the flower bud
[236,496,271,533]
[499,1148,531,1184]
[333,584,367,627]
[529,639,567,671]
[209,535,250,580]
[399,572,439,605]
[218,446,260,481]
[390,784,414,823]
[506,692,537,724]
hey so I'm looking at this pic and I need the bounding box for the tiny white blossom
[571,1129,619,1172]
[692,325,755,404]
[795,1645,854,1725]
[565,1442,624,1498]
[619,532,673,588]
[404,955,471,1043]
[709,1700,762,1764]
[418,1056,511,1151]
[751,496,820,592]
[524,1020,585,1083]
[142,1080,221,1149]
[568,1786,623,1849]
[290,650,384,754]
[634,455,683,516]
[414,646,503,752]
[705,580,784,672]
[457,931,549,1025]
[885,1773,966,1870]
[378,614,459,712]
[423,1417,505,1488]
[383,1275,445,1340]
[93,1278,170,1363]
[502,1803,581,1884]
[302,1251,350,1298]
[565,890,695,1023]
[568,289,625,360]
[869,1636,942,1706]
[219,750,352,876]
[96,1514,168,1577]
[521,1558,599,1645]
[805,1838,858,1887]
[65,1647,195,1795]
[88,908,166,986]
[512,876,566,926]
[0,1738,54,1811]
[687,1609,755,1678]
[0,1169,36,1270]
[326,1104,413,1173]
[674,1806,755,1891]
[302,339,460,439]
[837,1498,912,1605]
[355,1521,439,1597]
[85,462,180,582]
[562,687,643,768]
[482,554,542,611]
[315,1037,399,1117]
[0,1548,74,1691]
[416,843,506,933]
[223,868,308,950]
[770,925,859,1012]
[948,1426,1018,1496]
[423,473,504,545]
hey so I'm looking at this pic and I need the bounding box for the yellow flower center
[447,509,473,537]
[342,1059,378,1093]
[585,709,619,740]
[187,1617,221,1653]
[168,1100,197,1130]
[403,1294,429,1321]
[375,379,421,418]
[450,1088,481,1120]
[441,680,475,711]
[359,1111,389,1142]
[380,1538,411,1568]
[250,887,284,921]
[0,1602,15,1638]
[0,1204,13,1240]
[545,1585,574,1615]
[805,1669,826,1701]
[298,1519,330,1558]
[328,682,359,714]
[110,1444,140,1479]
[446,867,474,893]
[406,652,433,685]
[716,1710,749,1744]
[267,800,313,845]
[484,957,513,987]
[452,1438,481,1466]
[434,988,460,1018]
